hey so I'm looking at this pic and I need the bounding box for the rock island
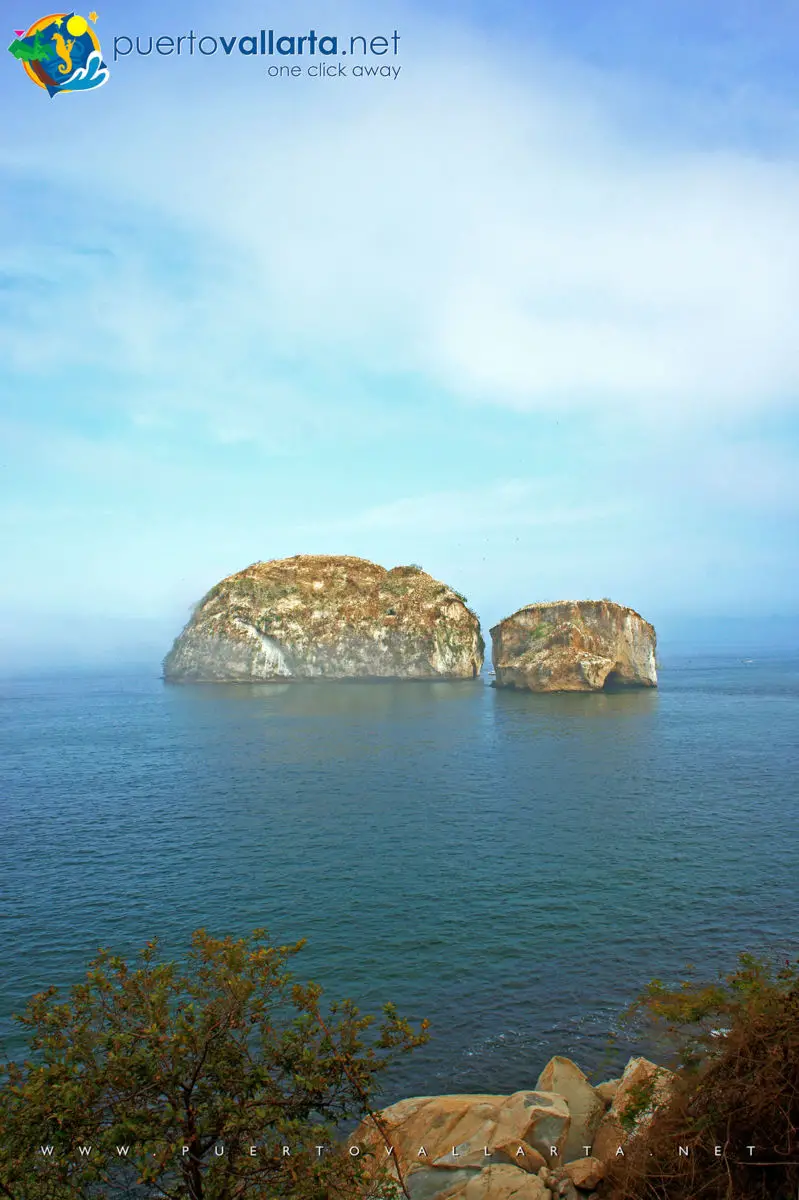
[491,600,657,693]
[163,555,484,682]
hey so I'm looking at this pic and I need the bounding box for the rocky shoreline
[354,1054,674,1199]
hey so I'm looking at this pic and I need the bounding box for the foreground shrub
[607,953,799,1200]
[0,929,428,1199]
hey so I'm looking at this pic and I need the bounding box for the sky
[1,0,798,668]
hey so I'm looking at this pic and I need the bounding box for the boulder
[594,1079,620,1107]
[354,1091,570,1199]
[489,1142,547,1173]
[164,555,483,681]
[562,1156,605,1190]
[590,1113,626,1165]
[610,1056,674,1130]
[591,1057,674,1163]
[404,1168,480,1200]
[535,1057,604,1162]
[436,1164,552,1198]
[490,600,657,692]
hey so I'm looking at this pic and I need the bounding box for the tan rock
[594,1079,620,1107]
[489,1141,547,1173]
[535,1056,604,1162]
[590,1113,626,1165]
[402,1167,479,1200]
[591,1057,674,1164]
[611,1056,674,1134]
[490,600,657,692]
[563,1156,605,1190]
[440,1164,552,1198]
[354,1089,571,1194]
[164,555,483,681]
[501,1091,571,1163]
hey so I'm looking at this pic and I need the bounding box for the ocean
[1,648,797,1102]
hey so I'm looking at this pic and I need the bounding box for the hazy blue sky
[1,0,798,667]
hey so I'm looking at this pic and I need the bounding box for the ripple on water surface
[1,655,798,1098]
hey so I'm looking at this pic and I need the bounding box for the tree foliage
[0,929,429,1199]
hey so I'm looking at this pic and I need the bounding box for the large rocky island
[491,600,657,693]
[163,555,484,682]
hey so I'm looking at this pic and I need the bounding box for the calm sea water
[1,651,798,1101]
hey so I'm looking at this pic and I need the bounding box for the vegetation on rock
[607,953,799,1200]
[491,599,658,692]
[164,555,483,682]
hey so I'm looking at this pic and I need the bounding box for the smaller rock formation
[490,600,657,693]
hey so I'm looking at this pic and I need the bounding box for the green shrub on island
[607,953,799,1200]
[0,929,428,1200]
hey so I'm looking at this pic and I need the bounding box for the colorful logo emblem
[8,12,108,96]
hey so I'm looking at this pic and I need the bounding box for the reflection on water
[168,677,483,719]
[169,677,661,732]
[491,682,659,722]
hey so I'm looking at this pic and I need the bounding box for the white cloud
[1,9,798,430]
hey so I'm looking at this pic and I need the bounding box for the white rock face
[164,555,484,682]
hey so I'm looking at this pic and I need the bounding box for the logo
[8,11,109,96]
